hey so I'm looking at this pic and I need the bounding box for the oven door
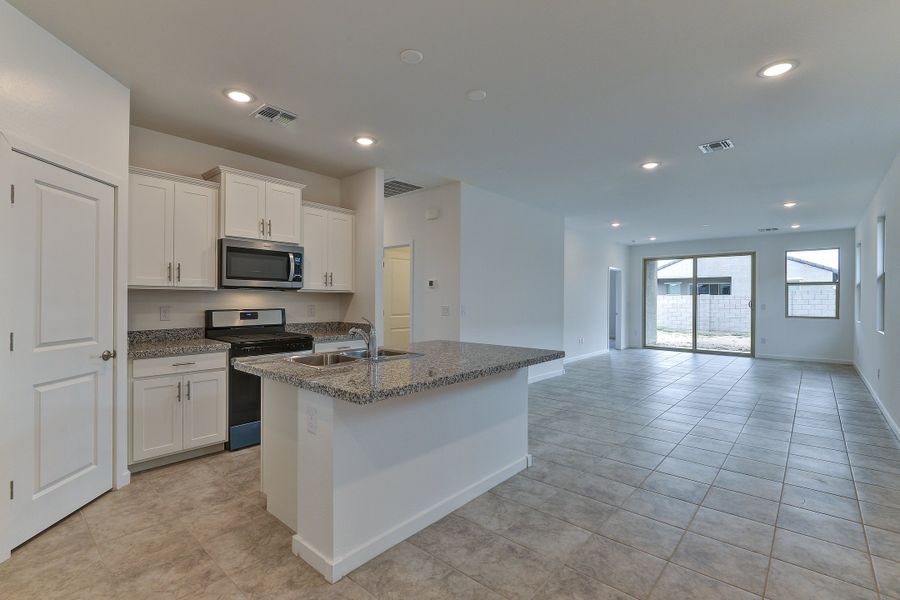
[220,238,303,289]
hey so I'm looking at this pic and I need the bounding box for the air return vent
[384,179,422,198]
[251,104,298,127]
[758,227,780,233]
[698,138,734,154]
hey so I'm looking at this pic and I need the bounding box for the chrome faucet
[349,317,377,357]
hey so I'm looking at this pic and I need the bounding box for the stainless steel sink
[339,348,423,361]
[286,353,360,368]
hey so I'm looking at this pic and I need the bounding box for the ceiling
[11,0,900,243]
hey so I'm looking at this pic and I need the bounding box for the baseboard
[755,352,853,365]
[116,470,131,490]
[855,364,900,443]
[563,349,608,365]
[292,456,528,583]
[528,368,565,384]
[128,443,225,473]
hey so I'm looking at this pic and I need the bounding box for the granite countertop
[127,328,230,360]
[232,340,564,404]
[285,321,369,344]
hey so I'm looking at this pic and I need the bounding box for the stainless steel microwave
[219,238,303,289]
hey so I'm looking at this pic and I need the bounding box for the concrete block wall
[656,295,752,334]
[788,285,837,318]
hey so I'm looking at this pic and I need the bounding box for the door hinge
[9,184,14,205]
[8,332,13,351]
[9,481,13,500]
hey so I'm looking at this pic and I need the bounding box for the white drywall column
[341,168,385,333]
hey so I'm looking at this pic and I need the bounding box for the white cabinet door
[303,205,329,290]
[223,172,265,240]
[129,173,174,287]
[328,212,354,291]
[173,182,217,288]
[132,375,184,462]
[265,182,302,244]
[183,370,227,450]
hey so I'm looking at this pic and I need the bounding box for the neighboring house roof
[787,255,838,275]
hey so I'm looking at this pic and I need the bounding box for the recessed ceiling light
[702,224,712,228]
[649,236,657,241]
[791,224,801,229]
[611,222,621,228]
[466,89,487,101]
[758,60,798,78]
[400,49,424,64]
[783,201,798,208]
[641,161,661,170]
[224,89,255,103]
[354,136,377,147]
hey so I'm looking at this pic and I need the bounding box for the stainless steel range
[205,308,313,450]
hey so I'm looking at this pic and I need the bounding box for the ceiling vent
[698,138,734,154]
[758,227,780,233]
[251,104,298,127]
[384,179,423,198]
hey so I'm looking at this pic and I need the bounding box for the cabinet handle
[260,219,266,236]
[167,262,172,282]
[267,219,272,237]
[176,263,181,282]
[324,272,328,285]
[171,361,196,367]
[186,380,191,401]
[329,272,333,286]
[177,381,182,402]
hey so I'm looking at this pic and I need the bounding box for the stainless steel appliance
[205,308,313,450]
[219,238,304,289]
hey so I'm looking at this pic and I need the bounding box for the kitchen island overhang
[234,340,563,583]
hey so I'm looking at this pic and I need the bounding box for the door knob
[101,350,117,361]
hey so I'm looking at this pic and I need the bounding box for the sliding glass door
[644,253,755,356]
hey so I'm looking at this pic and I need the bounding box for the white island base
[260,368,529,583]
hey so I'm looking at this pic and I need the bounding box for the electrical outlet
[307,304,316,317]
[578,337,585,344]
[761,303,767,311]
[159,305,171,321]
[440,305,450,317]
[306,407,318,434]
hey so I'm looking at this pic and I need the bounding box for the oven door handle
[288,252,296,283]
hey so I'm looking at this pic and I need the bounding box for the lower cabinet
[131,355,227,463]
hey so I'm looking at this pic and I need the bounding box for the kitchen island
[234,340,563,582]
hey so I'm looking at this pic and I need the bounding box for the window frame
[784,247,841,320]
[876,216,886,334]
[855,242,862,324]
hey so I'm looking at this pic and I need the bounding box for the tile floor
[3,349,900,599]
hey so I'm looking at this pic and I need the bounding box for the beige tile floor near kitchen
[4,349,900,599]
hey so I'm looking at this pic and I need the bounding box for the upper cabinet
[203,166,304,245]
[303,203,355,292]
[129,168,217,289]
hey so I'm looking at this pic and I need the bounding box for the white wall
[564,223,628,361]
[129,126,341,207]
[341,168,384,329]
[128,127,348,330]
[459,184,565,381]
[855,149,900,432]
[384,183,461,342]
[0,0,132,507]
[627,229,856,363]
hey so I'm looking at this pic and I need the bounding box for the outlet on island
[159,305,171,321]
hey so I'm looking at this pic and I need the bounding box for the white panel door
[128,173,174,287]
[132,375,184,461]
[222,172,265,240]
[173,182,217,288]
[183,370,227,450]
[383,246,411,349]
[302,206,328,290]
[6,150,115,552]
[265,182,302,244]
[328,212,354,291]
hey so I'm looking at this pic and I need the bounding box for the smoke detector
[251,104,298,127]
[384,179,423,198]
[698,138,734,154]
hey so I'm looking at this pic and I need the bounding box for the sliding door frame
[642,251,756,357]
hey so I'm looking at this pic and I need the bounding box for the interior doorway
[608,268,624,350]
[383,245,412,349]
[643,252,756,356]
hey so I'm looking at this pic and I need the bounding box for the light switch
[441,305,450,317]
[307,304,316,317]
[159,306,171,321]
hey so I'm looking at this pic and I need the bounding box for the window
[786,248,840,318]
[855,242,862,324]
[658,277,731,296]
[877,217,886,333]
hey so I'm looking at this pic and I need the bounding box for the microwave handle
[288,252,296,282]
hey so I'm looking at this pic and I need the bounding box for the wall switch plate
[440,305,450,317]
[307,304,316,317]
[306,407,318,434]
[159,306,171,321]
